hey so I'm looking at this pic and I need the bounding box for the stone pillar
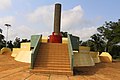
[49,3,62,43]
[54,3,61,34]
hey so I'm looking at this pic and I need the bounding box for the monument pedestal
[49,32,62,43]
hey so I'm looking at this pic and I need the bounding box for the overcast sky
[0,0,120,41]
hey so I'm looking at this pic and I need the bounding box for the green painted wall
[31,35,41,48]
[69,34,79,51]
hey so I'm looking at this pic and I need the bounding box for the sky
[0,0,120,41]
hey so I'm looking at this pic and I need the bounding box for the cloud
[68,27,97,41]
[27,5,54,27]
[0,4,100,41]
[27,4,100,40]
[0,16,15,40]
[0,15,50,41]
[62,5,83,30]
[0,0,12,10]
[27,5,84,29]
[0,16,15,25]
[0,16,15,32]
[8,25,36,40]
[17,25,36,37]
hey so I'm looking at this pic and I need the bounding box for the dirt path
[0,53,120,80]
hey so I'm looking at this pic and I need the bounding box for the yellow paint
[99,52,112,63]
[79,46,90,54]
[11,42,31,63]
[90,51,101,63]
[73,46,98,67]
[62,38,68,44]
[74,52,95,67]
[11,48,21,57]
[41,36,48,43]
[0,47,11,54]
[15,51,32,63]
[21,42,30,51]
[12,42,31,57]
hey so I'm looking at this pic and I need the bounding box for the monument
[49,3,62,43]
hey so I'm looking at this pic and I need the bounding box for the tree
[21,39,30,42]
[7,40,13,50]
[13,37,20,48]
[110,45,120,58]
[79,40,82,45]
[0,28,5,49]
[81,33,105,52]
[0,28,2,33]
[97,19,120,56]
[61,31,68,37]
[0,29,4,41]
[88,34,105,52]
[81,41,87,46]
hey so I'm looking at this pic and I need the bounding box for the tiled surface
[0,71,31,80]
[50,74,68,80]
[0,54,120,80]
[0,66,29,78]
[27,74,49,80]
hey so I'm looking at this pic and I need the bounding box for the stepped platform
[31,43,73,75]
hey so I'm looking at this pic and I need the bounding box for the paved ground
[0,53,120,80]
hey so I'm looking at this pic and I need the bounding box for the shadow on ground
[73,63,106,75]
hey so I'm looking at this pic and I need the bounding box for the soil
[0,53,120,80]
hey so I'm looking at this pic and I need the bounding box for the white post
[5,24,11,47]
[6,27,8,47]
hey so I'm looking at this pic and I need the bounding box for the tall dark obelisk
[54,3,61,34]
[49,3,62,43]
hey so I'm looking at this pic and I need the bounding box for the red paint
[49,32,62,43]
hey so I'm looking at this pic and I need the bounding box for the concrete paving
[0,53,120,80]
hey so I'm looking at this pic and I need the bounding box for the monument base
[49,32,62,43]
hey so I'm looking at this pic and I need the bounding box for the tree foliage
[7,40,13,50]
[0,28,2,33]
[81,19,120,57]
[21,39,30,42]
[0,28,5,49]
[88,34,105,52]
[61,31,68,37]
[13,37,21,48]
[97,20,120,53]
